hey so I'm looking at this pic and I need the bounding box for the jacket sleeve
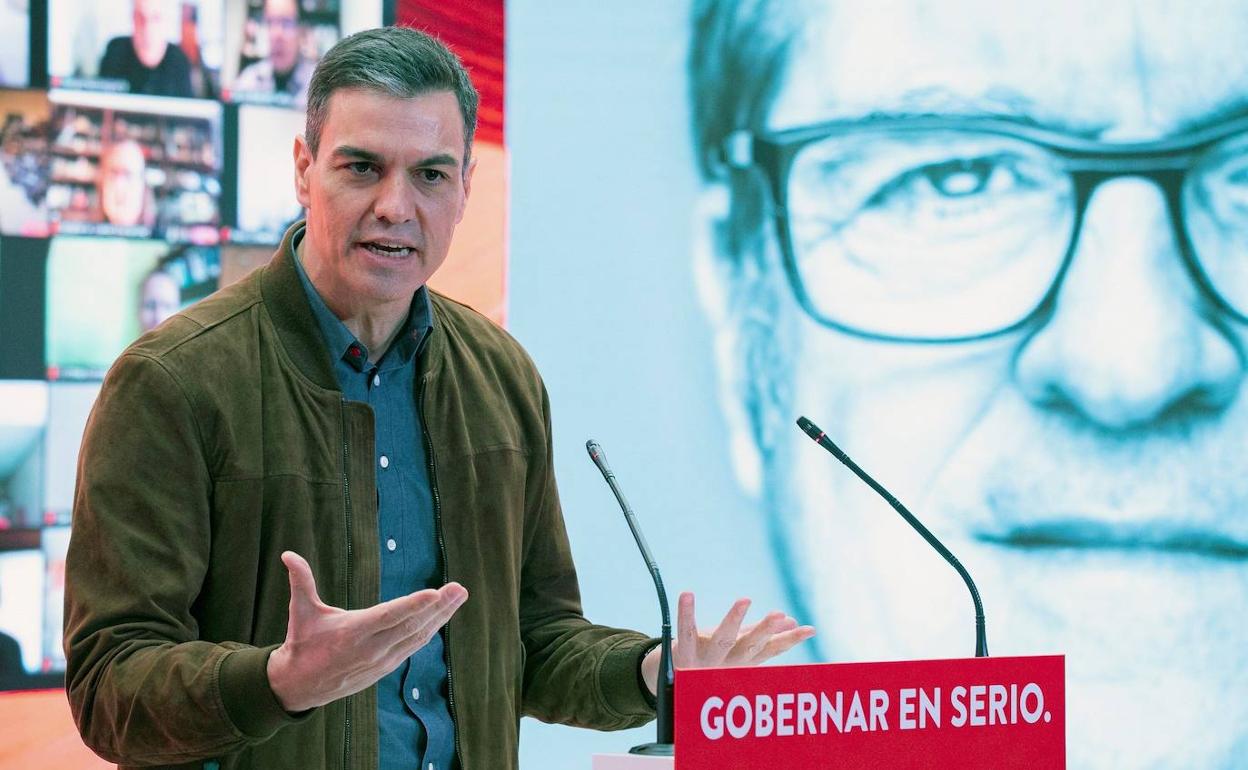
[517,382,659,730]
[64,352,304,765]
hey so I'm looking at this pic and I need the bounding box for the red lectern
[672,655,1065,769]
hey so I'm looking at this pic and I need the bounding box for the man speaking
[64,26,812,770]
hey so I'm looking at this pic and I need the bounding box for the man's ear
[293,134,313,209]
[693,182,764,499]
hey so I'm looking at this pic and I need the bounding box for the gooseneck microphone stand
[796,417,988,657]
[586,440,675,755]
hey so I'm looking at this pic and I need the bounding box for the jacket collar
[260,221,345,392]
[259,220,446,391]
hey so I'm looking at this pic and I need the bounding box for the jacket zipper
[419,377,463,767]
[340,397,354,769]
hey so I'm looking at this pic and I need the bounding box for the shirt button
[386,538,397,552]
[372,373,380,387]
[411,687,420,701]
[379,455,389,469]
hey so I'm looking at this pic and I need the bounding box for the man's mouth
[360,241,415,258]
[974,519,1248,560]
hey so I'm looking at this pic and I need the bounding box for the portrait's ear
[693,182,764,499]
[293,134,313,209]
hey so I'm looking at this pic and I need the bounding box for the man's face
[265,0,300,75]
[293,88,473,314]
[131,0,168,68]
[706,1,1248,767]
[99,141,147,226]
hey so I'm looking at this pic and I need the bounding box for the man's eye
[881,156,1011,201]
[921,158,1000,197]
[419,169,447,183]
[346,161,375,176]
[860,153,1038,216]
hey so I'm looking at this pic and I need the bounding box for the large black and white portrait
[687,1,1248,766]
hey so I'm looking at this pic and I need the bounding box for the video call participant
[98,0,193,98]
[96,139,149,228]
[138,268,180,333]
[233,0,315,104]
[64,26,813,770]
[689,0,1248,767]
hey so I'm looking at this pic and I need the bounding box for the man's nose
[1013,177,1244,430]
[373,172,417,225]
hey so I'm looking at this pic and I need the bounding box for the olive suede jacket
[64,225,656,769]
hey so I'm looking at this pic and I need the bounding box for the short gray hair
[305,26,479,163]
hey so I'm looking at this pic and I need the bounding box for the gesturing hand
[641,593,815,696]
[266,551,469,713]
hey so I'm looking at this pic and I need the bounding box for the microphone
[586,439,674,756]
[795,417,988,658]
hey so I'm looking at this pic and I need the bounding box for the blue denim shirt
[294,235,455,770]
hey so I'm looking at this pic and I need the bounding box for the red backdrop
[396,0,505,145]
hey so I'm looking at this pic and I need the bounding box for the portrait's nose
[373,172,416,225]
[1013,177,1244,430]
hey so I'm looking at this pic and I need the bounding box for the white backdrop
[507,2,797,767]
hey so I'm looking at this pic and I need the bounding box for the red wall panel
[396,0,505,145]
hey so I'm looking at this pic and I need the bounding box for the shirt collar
[292,226,434,373]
